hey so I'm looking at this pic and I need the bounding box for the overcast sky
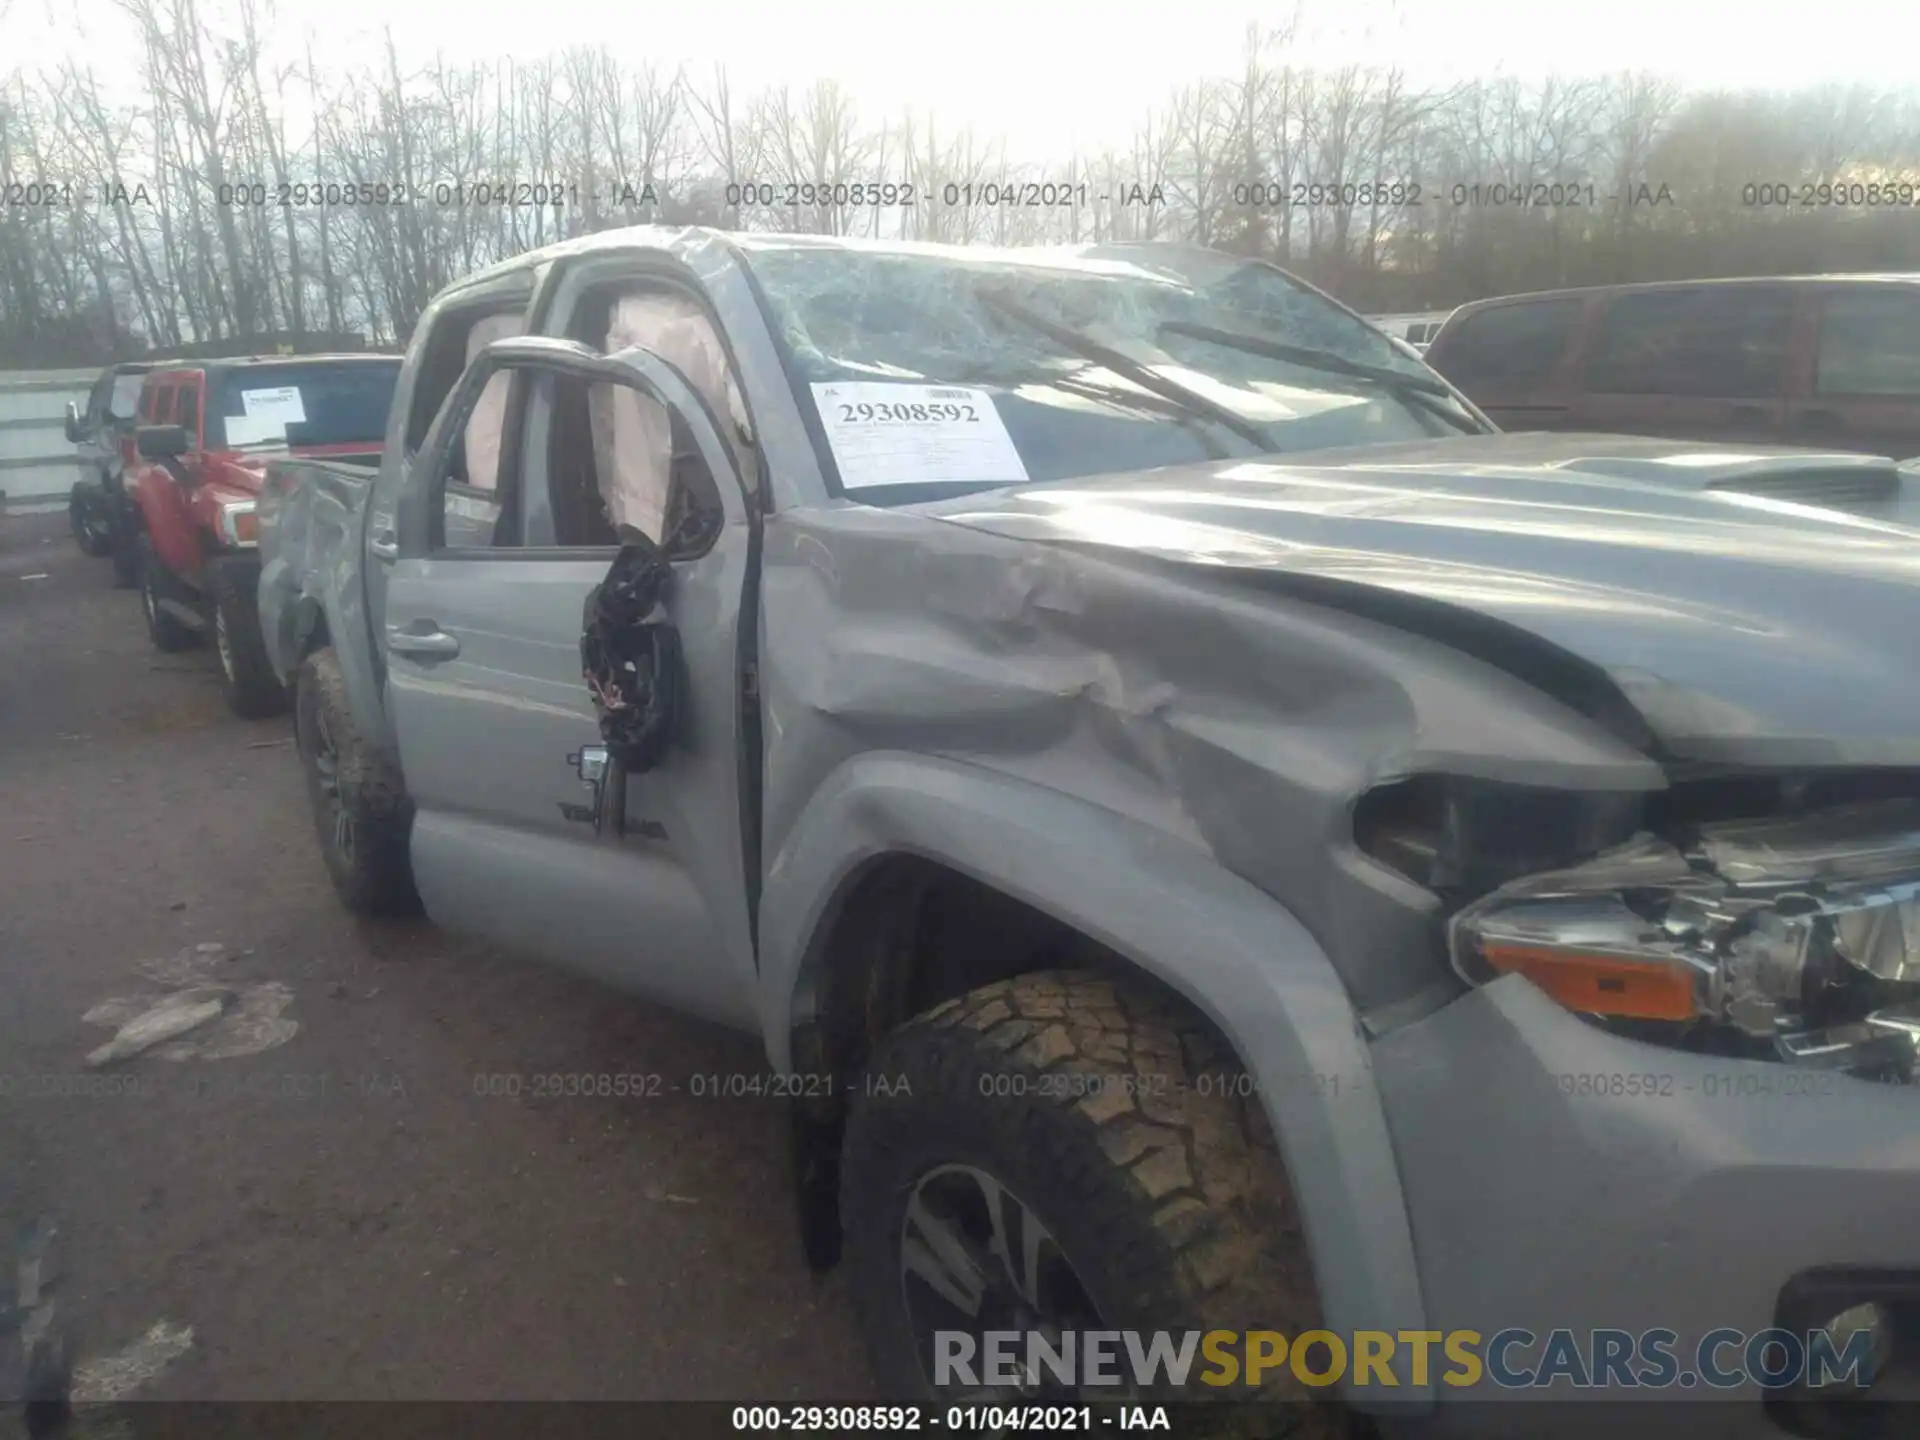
[3,0,1909,155]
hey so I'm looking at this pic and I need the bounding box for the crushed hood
[928,433,1920,768]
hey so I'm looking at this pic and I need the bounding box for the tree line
[3,0,1919,366]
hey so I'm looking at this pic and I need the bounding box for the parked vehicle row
[1424,272,1920,458]
[69,353,401,715]
[72,237,1920,1434]
[65,360,158,582]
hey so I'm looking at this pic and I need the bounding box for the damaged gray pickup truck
[257,228,1920,1438]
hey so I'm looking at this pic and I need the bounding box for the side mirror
[64,403,82,443]
[136,424,190,462]
[565,744,625,838]
[570,745,610,786]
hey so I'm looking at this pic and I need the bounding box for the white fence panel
[0,369,94,512]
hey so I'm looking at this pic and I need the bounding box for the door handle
[1796,407,1844,430]
[369,527,399,561]
[386,625,460,659]
[1729,404,1770,425]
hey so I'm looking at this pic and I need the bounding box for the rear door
[381,337,760,1029]
[1569,285,1796,445]
[1423,297,1586,429]
[363,275,536,653]
[1790,285,1920,459]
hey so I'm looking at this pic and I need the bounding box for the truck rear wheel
[137,534,199,652]
[69,485,111,557]
[841,970,1348,1436]
[206,564,288,718]
[108,500,140,588]
[293,646,420,916]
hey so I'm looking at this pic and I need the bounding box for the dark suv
[1424,273,1920,458]
[65,361,160,582]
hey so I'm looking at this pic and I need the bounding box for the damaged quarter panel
[257,457,387,745]
[756,500,1670,1023]
[753,497,1667,1369]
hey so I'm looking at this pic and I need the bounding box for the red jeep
[128,356,399,716]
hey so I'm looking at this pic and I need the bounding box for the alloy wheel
[898,1163,1122,1406]
[306,705,355,864]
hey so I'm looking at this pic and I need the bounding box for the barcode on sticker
[926,388,972,399]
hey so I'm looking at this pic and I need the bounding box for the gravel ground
[0,508,873,1403]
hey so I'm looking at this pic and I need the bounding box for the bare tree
[688,64,759,230]
[7,15,1920,366]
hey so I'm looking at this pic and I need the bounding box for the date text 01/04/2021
[730,1405,1175,1432]
[1225,180,1679,208]
[723,180,1168,208]
[467,1071,910,1100]
[208,180,662,209]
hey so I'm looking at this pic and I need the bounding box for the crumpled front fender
[761,750,1435,1412]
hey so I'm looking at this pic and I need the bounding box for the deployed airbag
[464,312,525,492]
[591,292,748,542]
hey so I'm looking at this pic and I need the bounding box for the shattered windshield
[740,242,1477,504]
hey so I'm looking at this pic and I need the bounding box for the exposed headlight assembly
[1450,799,1920,1077]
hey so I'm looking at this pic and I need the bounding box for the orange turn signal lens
[232,509,259,544]
[1480,943,1698,1022]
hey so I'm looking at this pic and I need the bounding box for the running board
[157,598,208,630]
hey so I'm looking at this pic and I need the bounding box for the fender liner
[285,594,326,666]
[759,750,1435,1411]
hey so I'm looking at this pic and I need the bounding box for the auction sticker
[811,382,1028,490]
[240,386,307,423]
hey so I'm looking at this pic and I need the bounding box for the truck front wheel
[293,647,421,916]
[841,970,1349,1435]
[206,563,288,718]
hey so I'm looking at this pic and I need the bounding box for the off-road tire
[137,534,198,652]
[842,970,1350,1437]
[294,646,421,916]
[69,486,110,557]
[206,564,288,718]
